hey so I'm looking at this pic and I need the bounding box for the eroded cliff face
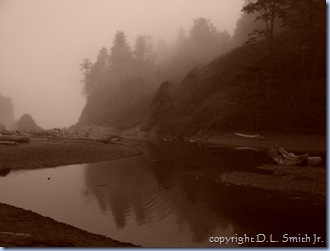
[0,95,15,130]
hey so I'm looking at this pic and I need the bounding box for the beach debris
[235,132,265,141]
[1,125,132,145]
[21,126,127,144]
[267,145,322,166]
[0,130,14,135]
[0,135,30,143]
[267,145,309,166]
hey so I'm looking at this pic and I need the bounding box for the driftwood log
[0,135,30,143]
[235,132,266,141]
[267,145,309,166]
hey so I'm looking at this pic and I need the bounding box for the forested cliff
[78,0,325,135]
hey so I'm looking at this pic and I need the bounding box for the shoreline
[0,203,137,247]
[0,139,142,247]
[0,138,142,170]
[204,132,326,201]
[0,133,326,247]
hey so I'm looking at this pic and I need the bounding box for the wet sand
[206,132,326,200]
[0,203,136,247]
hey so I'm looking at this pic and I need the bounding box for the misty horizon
[0,0,244,129]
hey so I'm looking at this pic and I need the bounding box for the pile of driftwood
[0,136,30,145]
[29,127,125,143]
[0,124,134,147]
[0,130,30,146]
[0,128,128,146]
[268,145,322,166]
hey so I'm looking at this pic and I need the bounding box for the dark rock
[0,165,11,177]
[13,114,43,132]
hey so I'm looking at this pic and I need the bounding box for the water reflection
[0,141,324,247]
[84,157,163,229]
[83,152,235,246]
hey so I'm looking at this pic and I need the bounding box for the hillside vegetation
[78,0,326,136]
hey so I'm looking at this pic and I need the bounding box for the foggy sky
[0,0,244,129]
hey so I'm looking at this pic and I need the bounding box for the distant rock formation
[0,95,15,129]
[13,113,43,132]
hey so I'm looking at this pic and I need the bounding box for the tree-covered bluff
[78,0,325,136]
[78,17,232,128]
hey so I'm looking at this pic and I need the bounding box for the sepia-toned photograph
[0,0,326,247]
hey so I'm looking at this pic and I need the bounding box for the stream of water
[0,142,326,247]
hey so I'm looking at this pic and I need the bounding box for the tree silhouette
[109,30,132,72]
[242,0,288,52]
[80,58,93,98]
[150,81,173,125]
[134,35,154,63]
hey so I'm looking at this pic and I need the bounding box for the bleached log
[235,132,265,141]
[267,145,309,166]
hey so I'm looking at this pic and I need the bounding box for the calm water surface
[0,142,326,247]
